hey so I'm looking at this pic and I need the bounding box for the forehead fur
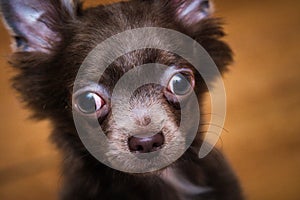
[7,0,232,120]
[61,0,229,83]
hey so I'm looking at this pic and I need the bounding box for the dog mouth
[128,132,165,153]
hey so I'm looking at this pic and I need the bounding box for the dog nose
[128,132,164,153]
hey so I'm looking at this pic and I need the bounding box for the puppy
[0,0,243,199]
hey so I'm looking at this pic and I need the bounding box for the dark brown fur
[1,0,243,199]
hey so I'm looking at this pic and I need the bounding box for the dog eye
[168,73,194,95]
[75,92,104,114]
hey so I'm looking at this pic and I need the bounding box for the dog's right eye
[75,92,105,114]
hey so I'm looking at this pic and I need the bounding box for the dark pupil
[78,93,96,113]
[172,74,190,95]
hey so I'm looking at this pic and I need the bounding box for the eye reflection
[75,92,104,114]
[168,73,193,96]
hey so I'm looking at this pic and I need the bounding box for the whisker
[199,123,229,133]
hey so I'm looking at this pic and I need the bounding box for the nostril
[153,143,160,148]
[128,132,164,153]
[136,145,143,152]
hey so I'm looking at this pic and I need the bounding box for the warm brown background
[0,0,299,199]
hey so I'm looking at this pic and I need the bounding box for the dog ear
[0,0,81,53]
[172,0,214,26]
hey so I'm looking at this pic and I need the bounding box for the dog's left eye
[168,73,194,95]
[75,92,104,114]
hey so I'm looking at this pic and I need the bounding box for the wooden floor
[0,0,299,199]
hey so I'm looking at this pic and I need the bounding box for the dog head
[0,0,232,172]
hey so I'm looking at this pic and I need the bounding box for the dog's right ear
[0,0,82,53]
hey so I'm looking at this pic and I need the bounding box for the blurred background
[0,0,299,199]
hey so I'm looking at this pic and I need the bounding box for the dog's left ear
[171,0,213,27]
[0,0,81,53]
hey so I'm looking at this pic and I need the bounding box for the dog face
[0,0,232,172]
